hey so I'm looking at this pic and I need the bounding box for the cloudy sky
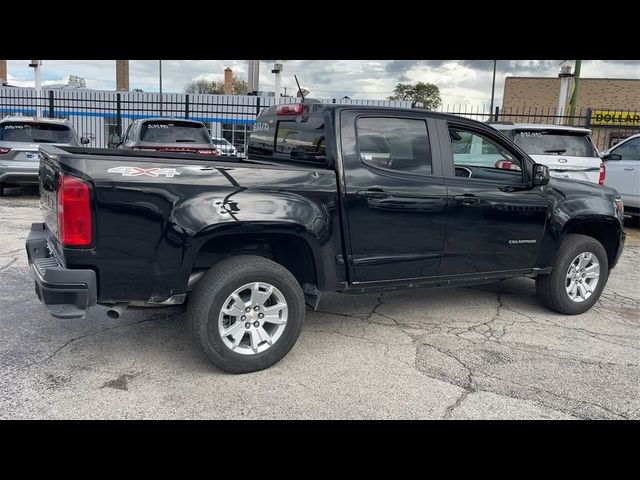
[5,60,640,107]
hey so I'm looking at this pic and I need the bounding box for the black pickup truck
[26,102,626,373]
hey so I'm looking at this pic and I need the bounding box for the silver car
[600,133,640,219]
[0,116,89,196]
[211,137,238,156]
[491,123,603,184]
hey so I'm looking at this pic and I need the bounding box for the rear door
[605,136,640,208]
[340,110,448,284]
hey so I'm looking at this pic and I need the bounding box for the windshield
[513,130,597,157]
[139,121,210,144]
[212,138,231,146]
[0,122,72,143]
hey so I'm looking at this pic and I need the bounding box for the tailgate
[529,154,602,184]
[38,147,62,240]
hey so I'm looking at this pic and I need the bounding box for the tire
[536,234,609,315]
[0,183,4,197]
[187,255,305,374]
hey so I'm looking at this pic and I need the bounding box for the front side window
[450,128,521,171]
[0,122,72,143]
[612,137,640,160]
[356,117,432,175]
[513,130,597,157]
[139,121,210,143]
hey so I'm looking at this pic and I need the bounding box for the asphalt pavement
[1,187,638,419]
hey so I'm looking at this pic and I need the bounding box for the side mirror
[80,137,90,145]
[532,164,550,186]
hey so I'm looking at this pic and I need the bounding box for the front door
[341,111,448,284]
[439,122,548,275]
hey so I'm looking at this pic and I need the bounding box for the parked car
[0,116,89,196]
[112,118,219,156]
[600,133,640,219]
[490,122,604,184]
[211,137,238,156]
[27,103,625,373]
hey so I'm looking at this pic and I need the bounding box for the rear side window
[139,121,210,143]
[274,122,326,162]
[356,117,432,175]
[513,130,597,157]
[0,122,72,143]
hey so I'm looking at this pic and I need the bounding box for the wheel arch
[190,223,324,290]
[559,217,622,268]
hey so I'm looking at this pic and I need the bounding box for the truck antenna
[294,75,305,103]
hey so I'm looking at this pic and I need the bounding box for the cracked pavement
[1,187,639,419]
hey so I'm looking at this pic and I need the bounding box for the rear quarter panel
[49,151,340,303]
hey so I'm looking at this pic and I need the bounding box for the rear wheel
[0,183,4,197]
[187,255,305,373]
[536,234,609,314]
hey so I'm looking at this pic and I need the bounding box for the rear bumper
[25,223,97,319]
[0,163,39,184]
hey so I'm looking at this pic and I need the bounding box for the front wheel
[536,234,609,314]
[187,255,305,373]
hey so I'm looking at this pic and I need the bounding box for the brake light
[196,149,219,156]
[0,147,10,154]
[598,161,606,185]
[276,103,304,115]
[57,173,92,246]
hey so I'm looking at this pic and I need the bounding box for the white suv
[490,123,604,184]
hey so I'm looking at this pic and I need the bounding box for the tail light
[0,147,11,154]
[598,161,606,185]
[276,103,304,115]
[57,173,93,247]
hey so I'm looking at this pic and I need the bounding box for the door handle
[356,189,389,199]
[623,168,636,171]
[454,194,478,204]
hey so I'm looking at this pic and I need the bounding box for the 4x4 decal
[107,166,181,178]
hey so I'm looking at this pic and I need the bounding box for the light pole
[29,60,42,117]
[568,60,582,125]
[272,63,283,103]
[159,60,163,115]
[489,60,497,120]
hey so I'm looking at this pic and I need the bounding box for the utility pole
[568,60,582,125]
[489,60,497,119]
[159,60,163,115]
[0,60,7,85]
[116,60,129,91]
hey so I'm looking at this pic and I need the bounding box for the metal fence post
[185,94,190,119]
[584,107,592,129]
[256,97,261,117]
[48,90,55,118]
[494,106,499,122]
[116,93,122,136]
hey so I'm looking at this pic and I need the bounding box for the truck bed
[38,145,343,305]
